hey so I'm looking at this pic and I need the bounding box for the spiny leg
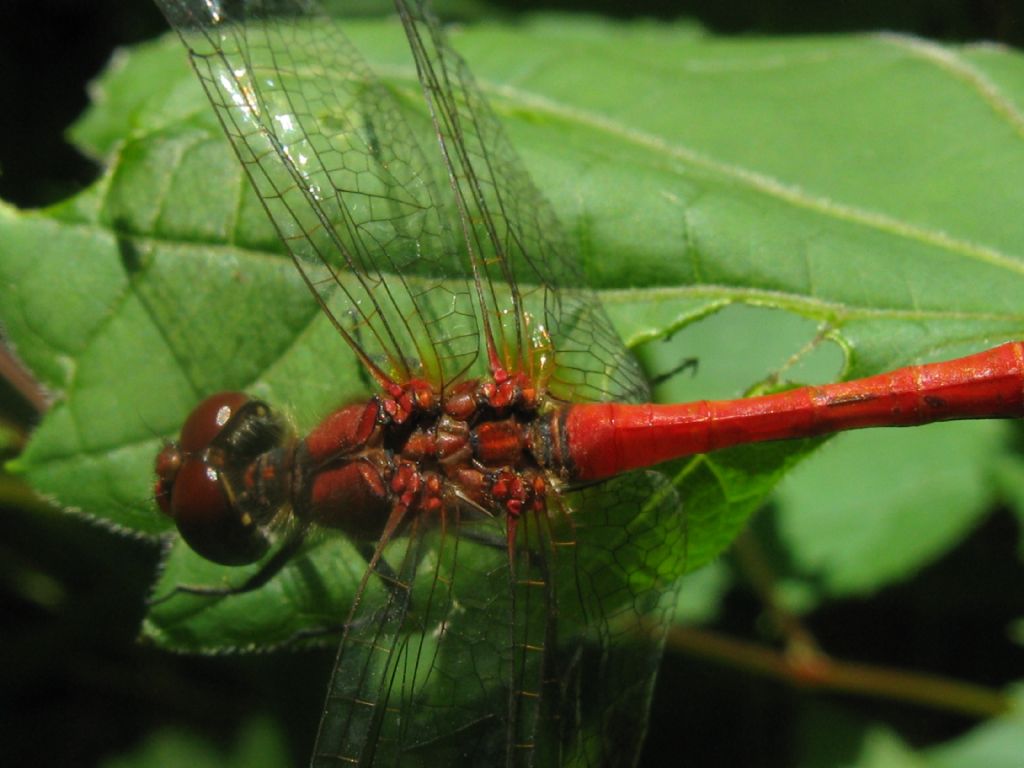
[649,356,699,387]
[147,530,308,606]
[274,543,411,647]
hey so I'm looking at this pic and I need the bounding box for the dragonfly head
[154,392,283,566]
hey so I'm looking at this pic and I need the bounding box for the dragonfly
[150,1,1024,766]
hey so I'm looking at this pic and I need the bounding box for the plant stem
[666,624,1012,718]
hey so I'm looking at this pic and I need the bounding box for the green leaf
[101,716,290,768]
[774,419,1011,600]
[144,536,363,650]
[4,16,1024,660]
[926,684,1024,768]
[796,688,1024,768]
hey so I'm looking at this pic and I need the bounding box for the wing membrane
[310,472,683,767]
[395,0,648,403]
[552,472,685,765]
[154,1,672,765]
[154,0,480,389]
[312,510,530,766]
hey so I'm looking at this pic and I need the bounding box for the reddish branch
[0,342,47,415]
[674,531,1014,719]
[666,624,1012,718]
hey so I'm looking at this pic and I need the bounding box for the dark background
[1,1,1022,766]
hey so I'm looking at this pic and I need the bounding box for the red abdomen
[564,342,1024,482]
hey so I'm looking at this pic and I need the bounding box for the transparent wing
[154,0,648,400]
[154,1,670,764]
[310,471,683,767]
[395,0,648,403]
[548,472,685,766]
[153,0,481,390]
[311,508,547,766]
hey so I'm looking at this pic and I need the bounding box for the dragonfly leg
[452,522,549,573]
[278,624,342,646]
[240,544,411,650]
[649,356,699,387]
[454,528,506,550]
[147,531,306,606]
[355,540,403,591]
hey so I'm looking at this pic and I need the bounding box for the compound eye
[179,392,252,453]
[154,442,183,518]
[168,458,270,566]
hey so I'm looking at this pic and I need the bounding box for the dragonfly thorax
[155,379,570,565]
[301,378,560,541]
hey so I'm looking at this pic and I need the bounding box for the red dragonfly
[150,1,1024,766]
